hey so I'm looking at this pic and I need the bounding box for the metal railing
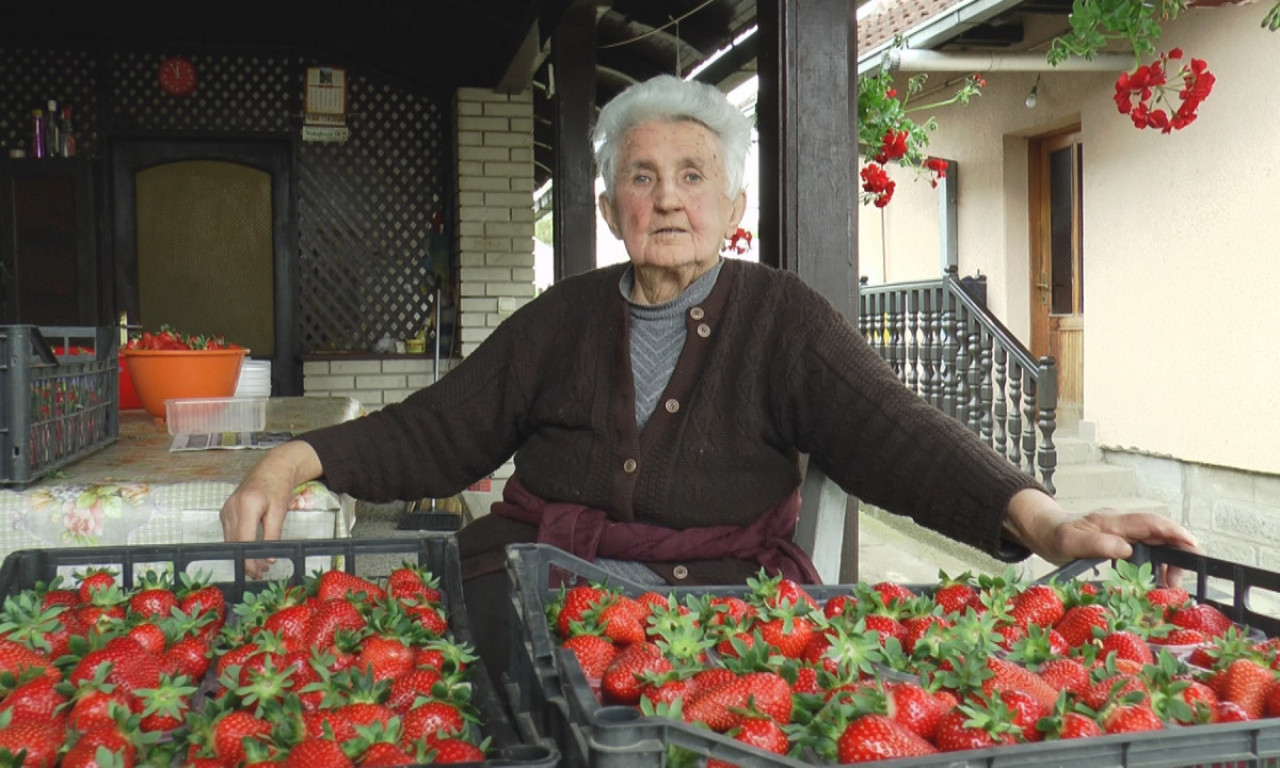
[858,266,1059,493]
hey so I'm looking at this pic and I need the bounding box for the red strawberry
[1170,603,1233,638]
[212,709,273,764]
[1000,688,1049,742]
[757,613,815,659]
[1054,603,1112,647]
[1047,711,1104,740]
[0,720,64,767]
[1037,656,1090,696]
[555,585,610,638]
[933,704,1018,751]
[684,671,791,732]
[1213,700,1255,722]
[561,634,618,681]
[304,598,367,650]
[179,584,226,629]
[285,738,353,767]
[985,656,1059,709]
[163,635,211,680]
[0,675,66,724]
[403,600,449,637]
[264,603,315,653]
[748,571,817,610]
[61,741,135,768]
[592,597,648,646]
[933,574,977,615]
[1100,629,1154,665]
[601,641,670,705]
[429,739,486,763]
[315,571,385,604]
[1151,627,1208,647]
[358,634,416,681]
[720,717,789,759]
[1220,657,1274,718]
[837,714,938,762]
[0,639,57,680]
[360,742,416,765]
[1146,586,1190,618]
[871,581,916,609]
[77,569,117,603]
[1010,584,1065,629]
[885,680,946,741]
[822,593,857,620]
[127,574,179,618]
[387,564,442,603]
[402,700,467,742]
[1102,702,1163,733]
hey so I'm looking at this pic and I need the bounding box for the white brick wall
[454,87,536,360]
[303,358,459,412]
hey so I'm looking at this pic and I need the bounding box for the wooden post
[757,0,860,582]
[551,3,597,280]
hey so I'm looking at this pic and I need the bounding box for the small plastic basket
[164,396,268,435]
[0,325,119,487]
[0,536,559,768]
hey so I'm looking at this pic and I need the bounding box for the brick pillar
[454,88,536,357]
[454,87,536,510]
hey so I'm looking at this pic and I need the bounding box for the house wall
[863,5,1280,478]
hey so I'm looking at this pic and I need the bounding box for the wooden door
[110,140,299,395]
[1029,130,1084,418]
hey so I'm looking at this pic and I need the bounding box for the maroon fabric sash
[490,475,822,584]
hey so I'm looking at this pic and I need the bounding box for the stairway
[1051,423,1170,518]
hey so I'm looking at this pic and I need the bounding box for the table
[0,396,363,559]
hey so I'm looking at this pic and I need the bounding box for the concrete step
[1058,495,1171,517]
[1055,435,1101,466]
[1049,462,1138,499]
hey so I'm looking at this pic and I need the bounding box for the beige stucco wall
[863,5,1280,475]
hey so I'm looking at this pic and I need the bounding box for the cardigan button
[664,398,679,414]
[696,323,711,338]
[690,307,705,320]
[672,565,689,579]
[623,458,637,473]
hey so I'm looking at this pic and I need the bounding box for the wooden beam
[552,3,598,280]
[756,0,858,321]
[757,0,861,581]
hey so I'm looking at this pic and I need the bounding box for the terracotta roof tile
[858,0,965,57]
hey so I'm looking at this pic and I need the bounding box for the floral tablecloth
[0,397,364,557]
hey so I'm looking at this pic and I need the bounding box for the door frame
[1028,127,1084,413]
[108,137,299,395]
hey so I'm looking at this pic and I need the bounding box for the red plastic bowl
[121,348,249,418]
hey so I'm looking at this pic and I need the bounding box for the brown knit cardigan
[301,258,1040,584]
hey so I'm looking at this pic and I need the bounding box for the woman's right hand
[220,440,323,577]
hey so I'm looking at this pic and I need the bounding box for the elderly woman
[221,74,1195,673]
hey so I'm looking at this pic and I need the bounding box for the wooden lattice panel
[0,44,450,354]
[0,46,99,156]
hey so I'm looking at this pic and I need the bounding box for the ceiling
[2,0,1066,185]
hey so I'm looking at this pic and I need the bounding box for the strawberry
[822,593,857,620]
[0,674,66,725]
[1170,603,1233,638]
[837,713,938,762]
[747,570,817,611]
[601,641,670,705]
[360,742,417,765]
[358,633,416,681]
[0,639,57,680]
[585,596,648,646]
[984,656,1059,709]
[67,687,132,732]
[1054,603,1112,647]
[304,598,367,649]
[77,569,118,603]
[135,674,198,733]
[61,742,135,768]
[885,680,947,741]
[304,710,359,743]
[212,709,273,765]
[1010,584,1065,629]
[1150,627,1208,647]
[429,739,486,763]
[871,581,916,610]
[126,621,168,655]
[756,612,815,659]
[999,688,1049,742]
[315,571,385,604]
[1099,629,1154,665]
[554,585,610,638]
[934,703,1018,751]
[284,738,354,767]
[0,720,64,767]
[264,603,316,653]
[1220,657,1274,718]
[683,671,791,731]
[402,599,449,637]
[1039,709,1104,740]
[1102,702,1163,733]
[179,582,227,630]
[1213,699,1255,722]
[387,563,442,603]
[401,700,467,742]
[1036,656,1091,696]
[722,717,789,758]
[1145,586,1190,618]
[163,635,211,680]
[561,634,618,680]
[127,573,179,618]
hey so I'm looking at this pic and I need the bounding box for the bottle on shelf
[30,108,47,158]
[58,105,76,158]
[45,100,59,158]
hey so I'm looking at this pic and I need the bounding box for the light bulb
[1025,90,1038,108]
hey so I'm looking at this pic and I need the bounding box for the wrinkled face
[599,120,746,274]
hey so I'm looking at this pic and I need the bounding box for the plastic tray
[0,325,119,487]
[164,396,268,434]
[503,542,1280,768]
[0,536,558,768]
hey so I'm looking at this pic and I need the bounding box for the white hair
[592,75,751,200]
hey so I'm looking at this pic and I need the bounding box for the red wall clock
[158,56,198,97]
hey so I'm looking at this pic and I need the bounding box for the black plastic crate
[0,536,558,768]
[0,325,119,487]
[503,542,1280,768]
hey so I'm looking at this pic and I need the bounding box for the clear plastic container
[164,397,267,435]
